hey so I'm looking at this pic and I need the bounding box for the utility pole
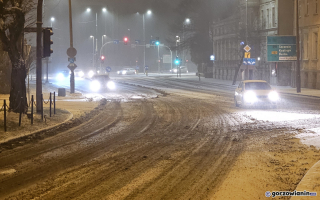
[68,0,77,94]
[36,0,43,112]
[245,0,249,80]
[296,0,301,93]
[143,14,146,73]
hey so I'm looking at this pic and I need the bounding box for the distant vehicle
[234,80,279,108]
[117,68,136,75]
[56,70,69,80]
[74,69,84,78]
[170,66,188,73]
[90,74,115,92]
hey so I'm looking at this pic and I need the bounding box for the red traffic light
[124,37,128,42]
[101,55,105,60]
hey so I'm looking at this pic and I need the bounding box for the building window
[315,0,318,14]
[261,10,265,29]
[313,32,318,59]
[272,7,276,27]
[299,0,302,18]
[267,9,270,29]
[303,33,309,59]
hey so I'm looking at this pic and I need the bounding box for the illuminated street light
[185,18,190,23]
[147,10,152,15]
[102,8,107,12]
[50,17,55,27]
[87,8,91,12]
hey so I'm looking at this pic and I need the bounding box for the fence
[0,92,56,132]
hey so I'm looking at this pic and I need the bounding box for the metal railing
[1,92,56,132]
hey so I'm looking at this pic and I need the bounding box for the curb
[0,111,73,145]
[290,159,320,200]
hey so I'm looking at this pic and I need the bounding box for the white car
[117,68,136,75]
[234,80,280,108]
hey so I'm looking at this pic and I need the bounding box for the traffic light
[43,28,53,57]
[124,37,128,45]
[155,37,160,46]
[101,55,105,63]
[175,56,180,65]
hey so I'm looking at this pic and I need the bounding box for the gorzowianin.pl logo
[265,190,317,198]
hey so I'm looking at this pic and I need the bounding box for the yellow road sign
[245,52,251,58]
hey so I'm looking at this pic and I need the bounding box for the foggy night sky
[37,0,185,72]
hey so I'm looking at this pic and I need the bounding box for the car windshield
[245,82,271,90]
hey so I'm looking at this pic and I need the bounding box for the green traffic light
[155,41,160,46]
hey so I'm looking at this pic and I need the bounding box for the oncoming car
[74,69,85,78]
[117,68,136,75]
[90,74,116,92]
[56,70,69,81]
[170,66,188,73]
[234,80,280,108]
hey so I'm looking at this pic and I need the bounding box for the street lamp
[102,35,106,46]
[50,17,55,27]
[102,8,107,12]
[143,10,152,73]
[176,36,180,57]
[90,36,95,70]
[185,18,190,24]
[86,8,91,12]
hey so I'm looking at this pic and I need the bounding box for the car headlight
[56,73,65,81]
[107,81,115,90]
[90,80,101,92]
[88,70,94,78]
[79,71,84,77]
[268,91,279,102]
[243,91,257,103]
[122,71,127,75]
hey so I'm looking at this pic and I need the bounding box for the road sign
[113,40,119,44]
[68,57,75,63]
[106,66,111,72]
[67,47,77,57]
[267,36,297,62]
[244,52,251,58]
[243,58,256,65]
[163,55,171,64]
[150,40,155,44]
[244,45,251,52]
[67,63,77,71]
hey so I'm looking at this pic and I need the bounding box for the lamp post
[183,18,190,67]
[50,17,55,28]
[176,36,180,57]
[143,10,152,73]
[90,36,95,71]
[102,35,106,47]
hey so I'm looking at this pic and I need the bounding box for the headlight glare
[56,73,64,81]
[90,80,101,92]
[268,91,279,101]
[107,81,116,90]
[88,70,94,78]
[244,91,257,103]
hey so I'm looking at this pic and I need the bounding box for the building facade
[212,0,296,87]
[298,0,320,89]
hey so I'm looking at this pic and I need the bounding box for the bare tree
[0,0,35,113]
